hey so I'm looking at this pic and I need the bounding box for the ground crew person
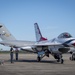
[10,47,14,63]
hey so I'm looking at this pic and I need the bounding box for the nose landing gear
[69,52,75,61]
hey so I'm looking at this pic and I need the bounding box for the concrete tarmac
[0,53,75,75]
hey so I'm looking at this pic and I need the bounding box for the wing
[34,41,62,46]
[0,40,69,53]
[33,41,69,54]
[0,40,35,48]
[0,40,62,47]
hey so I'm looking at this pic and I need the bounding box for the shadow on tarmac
[5,59,60,64]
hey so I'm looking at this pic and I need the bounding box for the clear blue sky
[0,0,75,50]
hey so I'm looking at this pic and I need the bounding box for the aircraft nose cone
[72,43,75,46]
[70,40,75,47]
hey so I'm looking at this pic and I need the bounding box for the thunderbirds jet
[0,23,75,64]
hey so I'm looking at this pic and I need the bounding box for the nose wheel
[69,53,75,61]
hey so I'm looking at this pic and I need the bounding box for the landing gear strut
[59,54,64,64]
[37,51,45,62]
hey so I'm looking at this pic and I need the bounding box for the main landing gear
[37,49,50,62]
[37,51,45,62]
[54,53,64,64]
[57,58,64,64]
[37,50,64,64]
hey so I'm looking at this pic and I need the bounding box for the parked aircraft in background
[0,23,75,64]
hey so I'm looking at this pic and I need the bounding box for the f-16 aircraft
[0,23,75,64]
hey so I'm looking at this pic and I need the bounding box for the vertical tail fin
[34,23,47,42]
[0,24,16,40]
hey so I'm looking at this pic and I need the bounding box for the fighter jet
[0,23,75,64]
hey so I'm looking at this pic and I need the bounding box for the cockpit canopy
[58,32,72,38]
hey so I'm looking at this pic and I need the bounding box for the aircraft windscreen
[58,32,72,38]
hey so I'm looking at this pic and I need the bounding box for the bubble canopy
[58,32,72,38]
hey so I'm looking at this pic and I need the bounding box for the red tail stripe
[40,37,47,41]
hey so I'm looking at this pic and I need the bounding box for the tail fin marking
[0,24,16,40]
[34,23,47,42]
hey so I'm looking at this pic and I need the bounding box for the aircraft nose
[72,43,75,46]
[70,40,75,47]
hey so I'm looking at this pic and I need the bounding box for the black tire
[72,55,74,61]
[37,56,41,62]
[69,57,72,60]
[72,54,75,60]
[74,58,75,60]
[57,59,60,62]
[60,59,64,64]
